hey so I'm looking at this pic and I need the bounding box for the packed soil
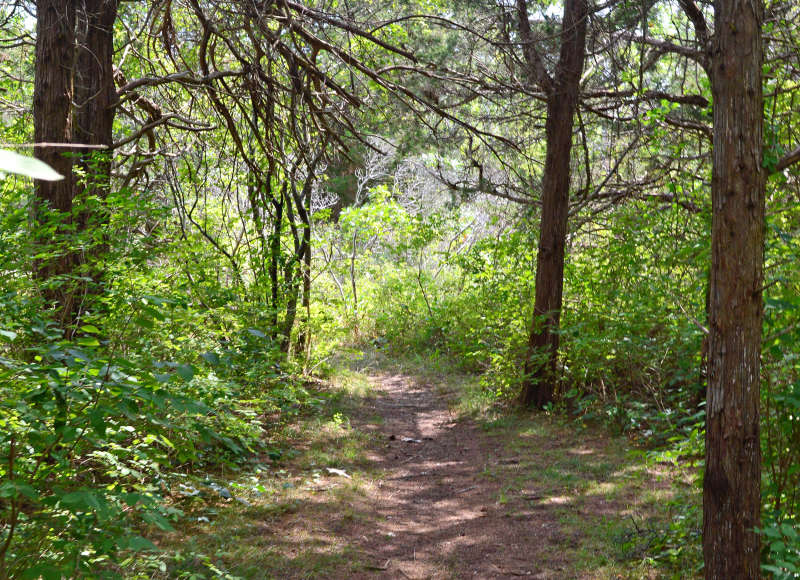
[163,367,697,579]
[342,373,568,579]
[250,370,688,579]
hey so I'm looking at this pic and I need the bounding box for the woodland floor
[148,353,701,579]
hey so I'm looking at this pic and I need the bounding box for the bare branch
[775,144,800,173]
[515,0,554,94]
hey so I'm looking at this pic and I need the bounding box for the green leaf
[169,395,209,414]
[201,351,220,365]
[780,523,798,539]
[21,564,64,580]
[89,408,107,437]
[142,510,174,531]
[76,336,100,347]
[0,329,17,341]
[80,324,101,334]
[0,149,64,181]
[770,540,787,553]
[760,526,783,538]
[120,535,159,551]
[176,364,195,382]
[0,480,38,501]
[61,489,105,512]
[134,315,155,329]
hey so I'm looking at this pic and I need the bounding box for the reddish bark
[74,0,119,291]
[34,0,77,319]
[519,0,588,408]
[34,1,75,215]
[34,0,118,319]
[703,0,765,576]
[74,0,118,199]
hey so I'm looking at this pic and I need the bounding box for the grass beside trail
[122,352,702,579]
[474,414,702,579]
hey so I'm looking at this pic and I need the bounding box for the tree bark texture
[74,0,119,293]
[35,0,119,320]
[34,0,77,315]
[74,0,118,200]
[34,0,75,215]
[703,0,765,576]
[268,184,285,337]
[520,0,588,408]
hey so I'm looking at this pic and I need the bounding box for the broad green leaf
[61,489,105,512]
[176,364,195,381]
[142,510,174,531]
[780,523,798,539]
[120,535,159,551]
[76,336,100,347]
[0,480,38,500]
[0,149,64,180]
[89,408,107,437]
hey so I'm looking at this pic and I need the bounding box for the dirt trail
[185,368,691,579]
[339,373,569,579]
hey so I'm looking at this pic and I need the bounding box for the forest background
[1,0,800,577]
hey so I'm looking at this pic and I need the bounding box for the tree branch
[775,144,800,173]
[515,0,554,95]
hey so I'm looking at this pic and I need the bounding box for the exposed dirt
[342,373,569,579]
[209,369,695,579]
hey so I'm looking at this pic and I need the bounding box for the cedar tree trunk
[74,0,119,291]
[34,0,77,318]
[519,0,588,408]
[703,0,765,576]
[74,0,118,205]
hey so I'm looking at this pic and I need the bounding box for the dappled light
[2,0,800,577]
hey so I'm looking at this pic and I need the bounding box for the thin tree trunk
[519,0,588,408]
[268,184,285,337]
[34,0,77,321]
[280,183,303,353]
[703,0,765,575]
[296,176,312,354]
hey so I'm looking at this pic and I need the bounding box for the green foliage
[0,296,186,577]
[0,170,317,576]
[759,520,800,579]
[3,0,800,574]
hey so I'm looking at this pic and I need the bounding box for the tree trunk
[280,184,303,353]
[74,0,119,293]
[519,0,588,408]
[268,184,285,337]
[34,0,76,307]
[74,0,118,205]
[34,0,118,320]
[703,0,765,576]
[295,176,313,355]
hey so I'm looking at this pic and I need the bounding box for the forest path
[341,371,550,579]
[158,360,697,579]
